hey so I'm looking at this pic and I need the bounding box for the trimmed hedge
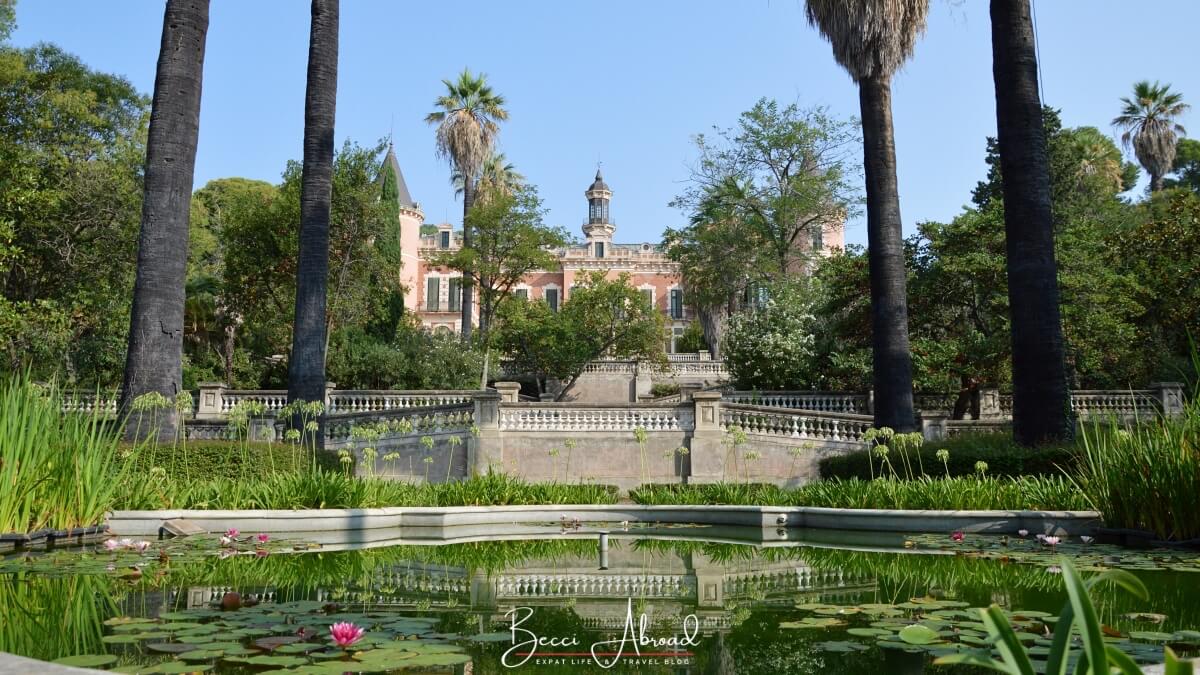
[132,441,341,481]
[818,433,1077,480]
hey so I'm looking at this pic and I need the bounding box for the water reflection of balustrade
[722,568,857,597]
[495,574,696,599]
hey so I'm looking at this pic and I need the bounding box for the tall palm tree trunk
[990,0,1072,445]
[859,73,917,432]
[120,0,209,442]
[460,178,475,341]
[287,0,338,447]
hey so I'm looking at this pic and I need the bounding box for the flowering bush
[722,281,819,390]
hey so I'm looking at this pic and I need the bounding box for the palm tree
[119,0,209,442]
[990,0,1072,445]
[1113,80,1190,192]
[805,0,926,432]
[426,69,509,341]
[287,0,339,446]
[455,152,524,205]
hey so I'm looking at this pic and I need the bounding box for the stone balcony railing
[721,383,1185,424]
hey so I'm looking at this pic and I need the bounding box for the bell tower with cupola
[583,168,614,258]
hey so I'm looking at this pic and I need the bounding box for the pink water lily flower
[1043,535,1060,546]
[103,539,121,551]
[255,533,270,545]
[951,531,964,542]
[219,536,234,547]
[224,528,240,539]
[330,621,365,648]
[1017,529,1029,537]
[117,538,134,549]
[132,540,151,553]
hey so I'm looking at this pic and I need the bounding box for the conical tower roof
[380,142,416,208]
[587,168,610,193]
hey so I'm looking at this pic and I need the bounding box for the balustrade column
[688,392,723,483]
[472,391,503,475]
[196,382,227,420]
[919,412,949,441]
[1149,382,1185,417]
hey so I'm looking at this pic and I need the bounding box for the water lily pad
[101,634,142,644]
[1129,631,1176,643]
[178,649,225,661]
[847,628,893,637]
[898,624,942,645]
[815,640,869,653]
[52,654,119,667]
[146,663,213,674]
[147,643,200,654]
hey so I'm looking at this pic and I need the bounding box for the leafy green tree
[327,320,486,390]
[431,185,567,338]
[219,141,394,388]
[1164,138,1200,193]
[0,40,148,383]
[1117,189,1200,384]
[426,69,509,340]
[1113,80,1190,192]
[723,280,820,390]
[494,271,666,400]
[675,321,709,355]
[668,98,859,354]
[805,0,926,432]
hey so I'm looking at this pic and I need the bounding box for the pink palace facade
[386,147,844,353]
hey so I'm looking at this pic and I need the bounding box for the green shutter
[426,277,439,311]
[448,278,461,312]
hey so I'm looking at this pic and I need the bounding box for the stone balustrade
[1070,390,1161,420]
[60,391,120,416]
[327,390,474,413]
[720,403,873,444]
[498,404,691,432]
[719,382,1185,422]
[724,391,867,414]
[325,404,475,445]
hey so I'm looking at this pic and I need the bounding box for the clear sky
[10,1,1198,247]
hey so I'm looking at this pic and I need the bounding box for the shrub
[723,280,820,390]
[818,432,1076,480]
[649,383,680,398]
[133,441,341,481]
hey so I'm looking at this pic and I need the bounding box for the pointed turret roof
[587,168,610,193]
[380,142,416,208]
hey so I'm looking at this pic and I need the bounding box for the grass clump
[631,475,1089,511]
[0,377,140,533]
[1072,398,1200,541]
[121,470,619,511]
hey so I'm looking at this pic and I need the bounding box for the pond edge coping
[107,504,1102,537]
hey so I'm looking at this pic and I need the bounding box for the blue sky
[10,1,1198,247]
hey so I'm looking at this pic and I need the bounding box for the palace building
[386,145,843,353]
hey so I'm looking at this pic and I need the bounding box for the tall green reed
[0,377,142,533]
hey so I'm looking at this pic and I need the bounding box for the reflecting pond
[2,524,1199,673]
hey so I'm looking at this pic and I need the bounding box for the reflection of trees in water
[0,572,118,662]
